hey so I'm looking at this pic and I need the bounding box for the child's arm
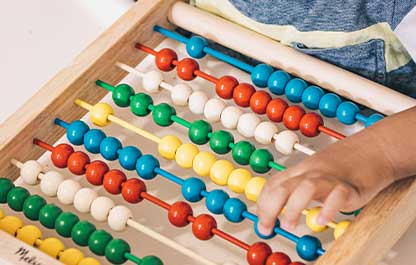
[256,106,416,234]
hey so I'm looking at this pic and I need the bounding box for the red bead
[233,83,256,107]
[192,214,217,240]
[289,263,305,265]
[266,99,288,122]
[216,75,239,99]
[121,178,146,203]
[266,252,291,265]
[250,91,272,114]
[299,112,323,137]
[85,160,109,185]
[67,151,90,175]
[103,169,127,194]
[176,58,199,81]
[51,144,74,168]
[247,242,272,265]
[282,106,305,130]
[168,201,193,227]
[155,48,178,71]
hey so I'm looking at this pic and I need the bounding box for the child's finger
[317,184,351,226]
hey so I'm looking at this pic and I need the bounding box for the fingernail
[317,214,329,226]
[258,223,272,235]
[281,220,295,231]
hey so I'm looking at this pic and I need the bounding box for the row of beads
[154,26,384,127]
[0,209,99,265]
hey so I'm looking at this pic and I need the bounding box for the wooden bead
[227,168,252,193]
[121,178,146,203]
[74,188,98,213]
[247,242,272,265]
[171,83,193,106]
[204,98,226,122]
[0,215,22,235]
[90,102,114,127]
[305,207,327,232]
[188,91,209,114]
[40,171,65,197]
[108,205,132,231]
[193,151,217,177]
[142,70,163,93]
[283,106,305,130]
[38,237,65,258]
[103,170,127,194]
[177,58,199,81]
[21,160,42,185]
[254,121,278,145]
[175,143,200,168]
[57,179,81,205]
[85,160,109,186]
[233,83,255,107]
[168,201,193,227]
[67,151,90,175]
[59,248,84,265]
[216,75,238,99]
[266,98,288,122]
[16,225,42,246]
[90,196,115,222]
[245,177,266,202]
[158,135,182,160]
[221,106,243,129]
[250,91,272,114]
[334,220,351,239]
[210,160,234,186]
[266,252,291,265]
[237,113,261,138]
[79,258,100,265]
[299,112,323,137]
[155,48,177,71]
[192,214,217,240]
[51,144,74,168]
[273,130,299,155]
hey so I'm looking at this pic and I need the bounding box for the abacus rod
[293,143,316,156]
[153,25,188,44]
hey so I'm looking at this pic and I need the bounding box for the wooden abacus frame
[1,1,415,264]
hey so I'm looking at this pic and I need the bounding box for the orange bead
[155,48,177,71]
[299,112,323,137]
[85,160,109,185]
[247,242,272,265]
[168,201,193,227]
[177,58,199,81]
[289,263,305,265]
[233,83,256,107]
[121,178,147,204]
[250,91,272,114]
[67,151,90,175]
[266,252,291,265]
[192,214,217,240]
[282,106,305,130]
[51,144,74,168]
[266,99,288,122]
[103,169,127,194]
[216,75,239,99]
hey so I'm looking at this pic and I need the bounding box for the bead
[20,160,42,185]
[247,242,272,265]
[51,144,74,168]
[233,83,255,107]
[71,221,96,246]
[249,149,273,173]
[90,102,114,127]
[285,78,308,103]
[336,101,359,125]
[205,189,229,214]
[188,91,208,114]
[221,106,242,129]
[296,235,321,261]
[251,64,273,87]
[158,135,182,160]
[40,171,65,197]
[121,178,146,203]
[152,103,176,127]
[232,141,255,165]
[57,179,81,205]
[38,237,65,258]
[155,48,177,71]
[192,151,216,177]
[334,220,351,239]
[0,178,14,203]
[130,93,153,117]
[209,130,234,154]
[192,214,216,240]
[88,229,113,256]
[227,168,252,194]
[302,86,324,109]
[283,106,305,130]
[223,198,247,223]
[105,239,130,264]
[210,160,234,186]
[0,216,23,235]
[305,207,327,232]
[299,113,323,137]
[118,146,142,170]
[84,129,106,154]
[168,201,193,227]
[237,113,261,138]
[103,169,126,194]
[250,91,272,114]
[171,83,193,106]
[23,195,46,220]
[318,93,341,117]
[100,137,122,161]
[66,120,90,145]
[67,151,90,175]
[254,122,278,145]
[266,98,288,122]
[177,58,199,81]
[16,225,42,246]
[188,120,212,145]
[59,248,84,265]
[39,204,62,229]
[55,212,80,237]
[216,75,238,99]
[112,84,134,107]
[90,196,115,222]
[245,177,266,202]
[289,263,306,265]
[79,258,100,265]
[273,130,299,155]
[141,256,164,265]
[364,113,384,127]
[7,186,30,211]
[108,205,132,231]
[0,209,4,219]
[135,155,160,180]
[74,188,98,213]
[86,161,109,186]
[186,35,208,58]
[181,177,206,202]
[266,252,292,265]
[267,70,291,95]
[204,98,226,122]
[175,143,199,168]
[142,70,163,93]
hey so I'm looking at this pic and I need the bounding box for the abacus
[1,1,416,265]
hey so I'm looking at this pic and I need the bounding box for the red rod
[141,192,171,210]
[194,70,219,84]
[212,228,250,251]
[318,126,346,140]
[33,139,54,152]
[135,43,157,56]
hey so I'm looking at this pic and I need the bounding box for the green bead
[130,93,153,116]
[55,212,80,237]
[88,229,113,256]
[152,103,176,127]
[231,141,255,165]
[39,204,63,229]
[105,239,130,264]
[249,149,273,173]
[7,187,30,211]
[0,178,14,203]
[209,130,234,154]
[71,220,96,246]
[141,255,163,265]
[112,84,135,107]
[354,208,362,216]
[188,120,212,145]
[23,195,46,220]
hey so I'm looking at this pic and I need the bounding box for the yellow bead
[90,103,114,127]
[193,151,216,177]
[0,215,23,235]
[305,207,327,232]
[39,237,65,258]
[78,257,100,265]
[158,135,182,160]
[244,177,266,202]
[59,248,85,265]
[0,209,5,219]
[16,225,42,246]
[227,168,252,193]
[175,143,199,168]
[209,160,234,186]
[334,220,351,239]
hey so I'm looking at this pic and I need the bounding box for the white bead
[57,179,81,205]
[171,83,193,106]
[20,160,43,185]
[254,121,278,145]
[204,98,226,122]
[237,113,261,138]
[108,205,132,231]
[274,130,300,155]
[188,91,208,114]
[220,106,242,129]
[40,171,65,197]
[90,196,115,222]
[73,188,98,213]
[142,70,163,93]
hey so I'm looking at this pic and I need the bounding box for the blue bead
[181,177,206,203]
[205,190,229,214]
[285,78,308,103]
[364,113,384,127]
[118,146,142,170]
[223,198,247,223]
[66,121,89,145]
[253,219,279,239]
[296,235,322,261]
[336,101,359,125]
[135,155,160,180]
[251,64,273,88]
[267,70,291,95]
[302,86,324,109]
[83,129,106,154]
[186,36,208,59]
[318,93,342,117]
[99,137,122,161]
